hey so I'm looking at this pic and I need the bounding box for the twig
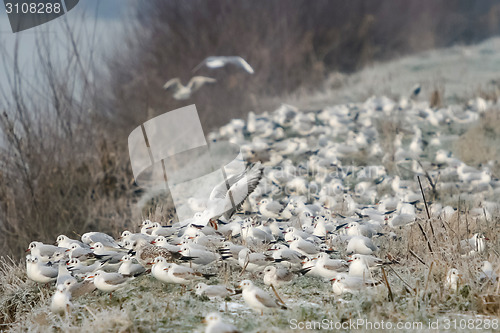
[271,284,286,306]
[409,249,427,266]
[417,222,433,253]
[422,261,434,298]
[417,175,435,238]
[387,265,414,293]
[381,267,393,302]
[239,252,250,276]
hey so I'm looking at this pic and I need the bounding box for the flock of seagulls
[24,92,499,331]
[163,56,254,100]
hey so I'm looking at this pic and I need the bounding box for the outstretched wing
[163,78,181,90]
[230,56,254,74]
[188,76,216,92]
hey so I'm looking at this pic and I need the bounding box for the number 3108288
[5,2,62,14]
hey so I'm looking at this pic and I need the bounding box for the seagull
[346,236,378,255]
[89,270,131,296]
[314,253,349,280]
[460,233,488,256]
[238,248,273,272]
[27,256,58,283]
[258,198,284,219]
[56,235,87,249]
[178,245,220,267]
[130,238,180,267]
[50,284,73,314]
[239,280,287,315]
[195,282,234,299]
[203,312,241,333]
[118,254,146,276]
[202,162,263,225]
[66,258,103,276]
[331,273,380,296]
[26,241,65,262]
[445,268,462,291]
[262,266,294,287]
[81,232,120,249]
[193,56,254,74]
[164,263,208,285]
[163,76,216,100]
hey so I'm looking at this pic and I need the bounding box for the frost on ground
[1,85,499,332]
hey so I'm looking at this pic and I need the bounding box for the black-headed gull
[81,232,120,249]
[239,280,286,314]
[445,268,462,291]
[331,273,380,296]
[163,76,216,100]
[193,56,254,74]
[346,236,378,255]
[89,270,131,295]
[27,256,58,283]
[203,312,241,333]
[118,254,146,276]
[50,284,73,314]
[195,282,233,299]
[262,266,294,287]
[238,248,272,272]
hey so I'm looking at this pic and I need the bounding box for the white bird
[203,312,241,333]
[288,236,319,257]
[478,261,497,282]
[89,270,130,295]
[445,268,462,291]
[460,233,488,256]
[27,256,58,283]
[314,253,349,280]
[164,263,207,285]
[203,162,263,225]
[151,257,173,284]
[56,235,87,249]
[193,56,254,74]
[258,198,284,219]
[163,76,216,100]
[50,284,73,314]
[195,282,233,299]
[268,243,305,266]
[66,258,102,276]
[118,254,146,276]
[346,236,378,255]
[239,279,286,314]
[26,241,65,262]
[81,232,120,249]
[331,273,380,296]
[262,266,294,287]
[238,248,272,272]
[179,245,220,267]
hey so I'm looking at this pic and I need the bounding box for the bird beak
[330,278,336,282]
[347,259,352,262]
[65,249,70,252]
[25,249,30,252]
[90,247,94,250]
[485,237,490,240]
[87,275,94,278]
[151,241,156,244]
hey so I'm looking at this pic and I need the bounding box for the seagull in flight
[193,56,254,74]
[163,76,216,100]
